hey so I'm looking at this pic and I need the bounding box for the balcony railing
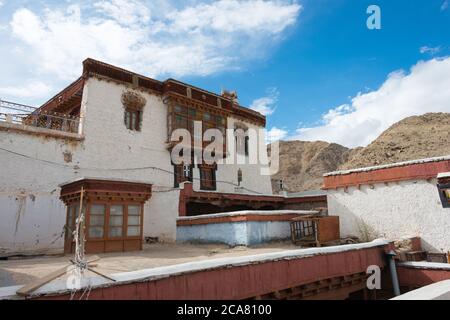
[0,99,80,134]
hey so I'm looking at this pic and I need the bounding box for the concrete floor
[0,242,298,287]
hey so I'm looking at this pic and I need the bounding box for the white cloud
[250,87,279,116]
[8,0,301,84]
[266,127,288,143]
[420,46,441,55]
[0,81,52,100]
[168,0,301,34]
[441,0,449,11]
[291,57,450,148]
[94,0,151,25]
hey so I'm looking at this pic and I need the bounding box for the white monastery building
[0,59,324,255]
[323,156,450,253]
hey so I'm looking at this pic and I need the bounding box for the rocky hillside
[270,140,353,193]
[340,113,450,169]
[271,113,450,192]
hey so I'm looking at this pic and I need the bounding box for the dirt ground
[0,242,298,287]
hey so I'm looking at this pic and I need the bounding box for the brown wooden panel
[318,216,340,243]
[105,240,124,253]
[124,239,142,252]
[85,241,105,254]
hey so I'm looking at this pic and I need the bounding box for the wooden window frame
[61,179,152,254]
[65,204,79,241]
[109,204,125,238]
[125,108,142,131]
[199,164,217,191]
[86,201,143,242]
[126,204,143,237]
[87,203,107,239]
[437,183,450,208]
[234,124,249,157]
[174,163,194,188]
[168,102,227,151]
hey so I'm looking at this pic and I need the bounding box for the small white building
[324,156,450,253]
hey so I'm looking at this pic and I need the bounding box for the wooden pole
[77,186,85,263]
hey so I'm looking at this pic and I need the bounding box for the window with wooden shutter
[174,164,193,188]
[124,109,142,131]
[89,204,106,239]
[122,91,145,132]
[199,165,217,191]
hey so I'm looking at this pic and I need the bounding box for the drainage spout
[386,250,401,296]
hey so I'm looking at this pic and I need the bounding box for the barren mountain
[340,113,450,169]
[271,113,450,193]
[270,140,353,193]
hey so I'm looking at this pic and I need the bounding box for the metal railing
[0,99,80,134]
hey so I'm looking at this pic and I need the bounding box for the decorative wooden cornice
[37,77,85,115]
[60,178,152,205]
[177,213,307,226]
[36,58,266,126]
[178,182,326,216]
[83,58,266,126]
[121,91,147,111]
[165,93,229,117]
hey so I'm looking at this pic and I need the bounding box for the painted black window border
[437,183,450,208]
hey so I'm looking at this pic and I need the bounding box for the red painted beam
[323,159,450,190]
[178,183,327,217]
[34,246,386,300]
[397,265,450,288]
[177,213,305,226]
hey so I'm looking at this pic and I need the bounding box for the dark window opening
[125,109,141,131]
[234,124,249,157]
[437,182,450,208]
[186,202,276,216]
[168,104,226,149]
[199,165,217,191]
[174,164,193,188]
[245,136,249,156]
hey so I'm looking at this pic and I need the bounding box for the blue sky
[0,0,449,147]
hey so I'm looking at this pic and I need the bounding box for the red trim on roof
[177,213,303,226]
[33,245,387,300]
[38,77,85,113]
[82,58,266,126]
[178,183,327,216]
[323,159,450,189]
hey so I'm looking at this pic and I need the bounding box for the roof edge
[324,155,450,177]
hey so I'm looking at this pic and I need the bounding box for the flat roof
[324,155,450,177]
[177,210,318,221]
[0,242,300,288]
[0,240,388,299]
[438,172,450,179]
[286,190,327,198]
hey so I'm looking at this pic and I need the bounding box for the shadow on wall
[420,238,446,254]
[186,202,276,216]
[355,218,380,243]
[329,193,382,243]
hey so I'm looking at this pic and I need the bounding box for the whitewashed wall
[177,211,313,246]
[143,190,180,242]
[0,77,273,254]
[328,179,450,252]
[0,128,82,255]
[213,117,273,195]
